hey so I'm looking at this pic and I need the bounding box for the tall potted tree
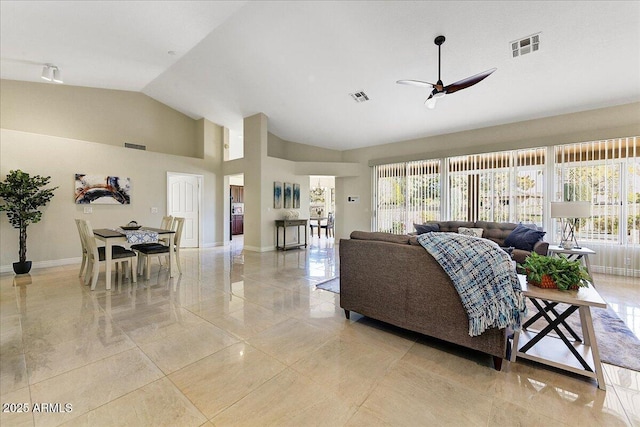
[0,170,58,274]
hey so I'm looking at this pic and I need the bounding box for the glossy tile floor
[1,236,639,426]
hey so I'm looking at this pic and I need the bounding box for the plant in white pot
[0,170,58,274]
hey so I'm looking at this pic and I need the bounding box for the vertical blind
[447,148,545,224]
[373,137,638,277]
[554,137,639,276]
[374,160,441,234]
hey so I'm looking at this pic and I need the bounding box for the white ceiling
[2,1,639,151]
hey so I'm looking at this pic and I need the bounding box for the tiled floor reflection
[1,236,638,426]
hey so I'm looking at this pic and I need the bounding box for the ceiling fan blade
[396,79,435,88]
[444,68,497,94]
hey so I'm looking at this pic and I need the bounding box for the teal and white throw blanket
[417,232,526,337]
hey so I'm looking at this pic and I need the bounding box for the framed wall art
[293,183,300,208]
[74,174,131,205]
[274,181,283,209]
[283,182,292,209]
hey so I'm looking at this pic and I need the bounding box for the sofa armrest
[533,240,549,256]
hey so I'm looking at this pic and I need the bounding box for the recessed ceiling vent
[124,142,146,150]
[350,91,370,103]
[511,33,540,58]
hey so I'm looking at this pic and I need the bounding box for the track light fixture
[41,64,63,84]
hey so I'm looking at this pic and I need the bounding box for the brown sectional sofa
[339,231,509,370]
[421,220,549,265]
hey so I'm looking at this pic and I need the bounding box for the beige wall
[268,132,343,162]
[0,79,199,158]
[244,116,312,251]
[337,102,640,236]
[262,156,310,251]
[0,129,222,270]
[343,103,640,166]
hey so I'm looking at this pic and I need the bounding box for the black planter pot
[13,261,32,275]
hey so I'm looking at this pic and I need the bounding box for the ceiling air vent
[124,142,146,150]
[350,91,370,103]
[511,33,540,58]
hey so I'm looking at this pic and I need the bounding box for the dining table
[309,217,327,237]
[93,227,176,290]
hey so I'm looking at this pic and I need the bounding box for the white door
[168,174,200,248]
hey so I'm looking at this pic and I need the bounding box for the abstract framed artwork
[274,181,283,209]
[75,174,131,204]
[293,183,300,208]
[283,182,292,209]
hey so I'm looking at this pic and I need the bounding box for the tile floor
[1,236,639,426]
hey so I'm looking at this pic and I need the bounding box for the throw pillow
[504,223,546,251]
[520,223,543,231]
[414,223,439,234]
[458,227,484,237]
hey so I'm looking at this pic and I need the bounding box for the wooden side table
[510,275,607,390]
[275,219,308,250]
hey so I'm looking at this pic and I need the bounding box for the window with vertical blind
[447,148,545,224]
[374,160,441,234]
[372,137,638,276]
[554,137,639,276]
[374,148,544,232]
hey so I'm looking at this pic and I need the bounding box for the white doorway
[167,172,202,248]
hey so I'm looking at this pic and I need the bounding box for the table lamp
[550,201,591,249]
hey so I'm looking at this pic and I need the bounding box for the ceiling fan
[397,35,496,109]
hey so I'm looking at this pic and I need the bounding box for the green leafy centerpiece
[520,252,591,290]
[0,170,58,274]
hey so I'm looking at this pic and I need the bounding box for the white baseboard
[0,257,82,274]
[243,245,276,252]
[590,265,640,277]
[201,241,225,248]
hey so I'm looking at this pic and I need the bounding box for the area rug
[316,277,640,372]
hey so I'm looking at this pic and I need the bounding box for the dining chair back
[320,212,335,238]
[77,219,137,290]
[134,216,185,280]
[157,215,174,248]
[75,219,89,278]
[160,215,173,229]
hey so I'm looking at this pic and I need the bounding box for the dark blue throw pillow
[414,223,440,234]
[504,224,546,252]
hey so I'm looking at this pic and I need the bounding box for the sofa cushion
[425,221,474,233]
[504,223,546,252]
[350,231,410,244]
[414,223,440,234]
[475,221,517,246]
[458,227,484,237]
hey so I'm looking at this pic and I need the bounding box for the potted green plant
[0,170,58,274]
[520,252,591,290]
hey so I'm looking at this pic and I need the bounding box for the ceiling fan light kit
[397,35,495,109]
[41,64,63,84]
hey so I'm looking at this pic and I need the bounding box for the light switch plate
[151,207,158,214]
[83,207,92,214]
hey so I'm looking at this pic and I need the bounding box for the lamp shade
[550,201,591,218]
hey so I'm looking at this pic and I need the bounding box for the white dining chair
[77,219,137,290]
[157,215,174,262]
[133,217,184,280]
[320,212,334,238]
[75,219,128,279]
[75,218,89,278]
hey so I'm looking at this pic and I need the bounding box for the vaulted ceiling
[2,1,639,150]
